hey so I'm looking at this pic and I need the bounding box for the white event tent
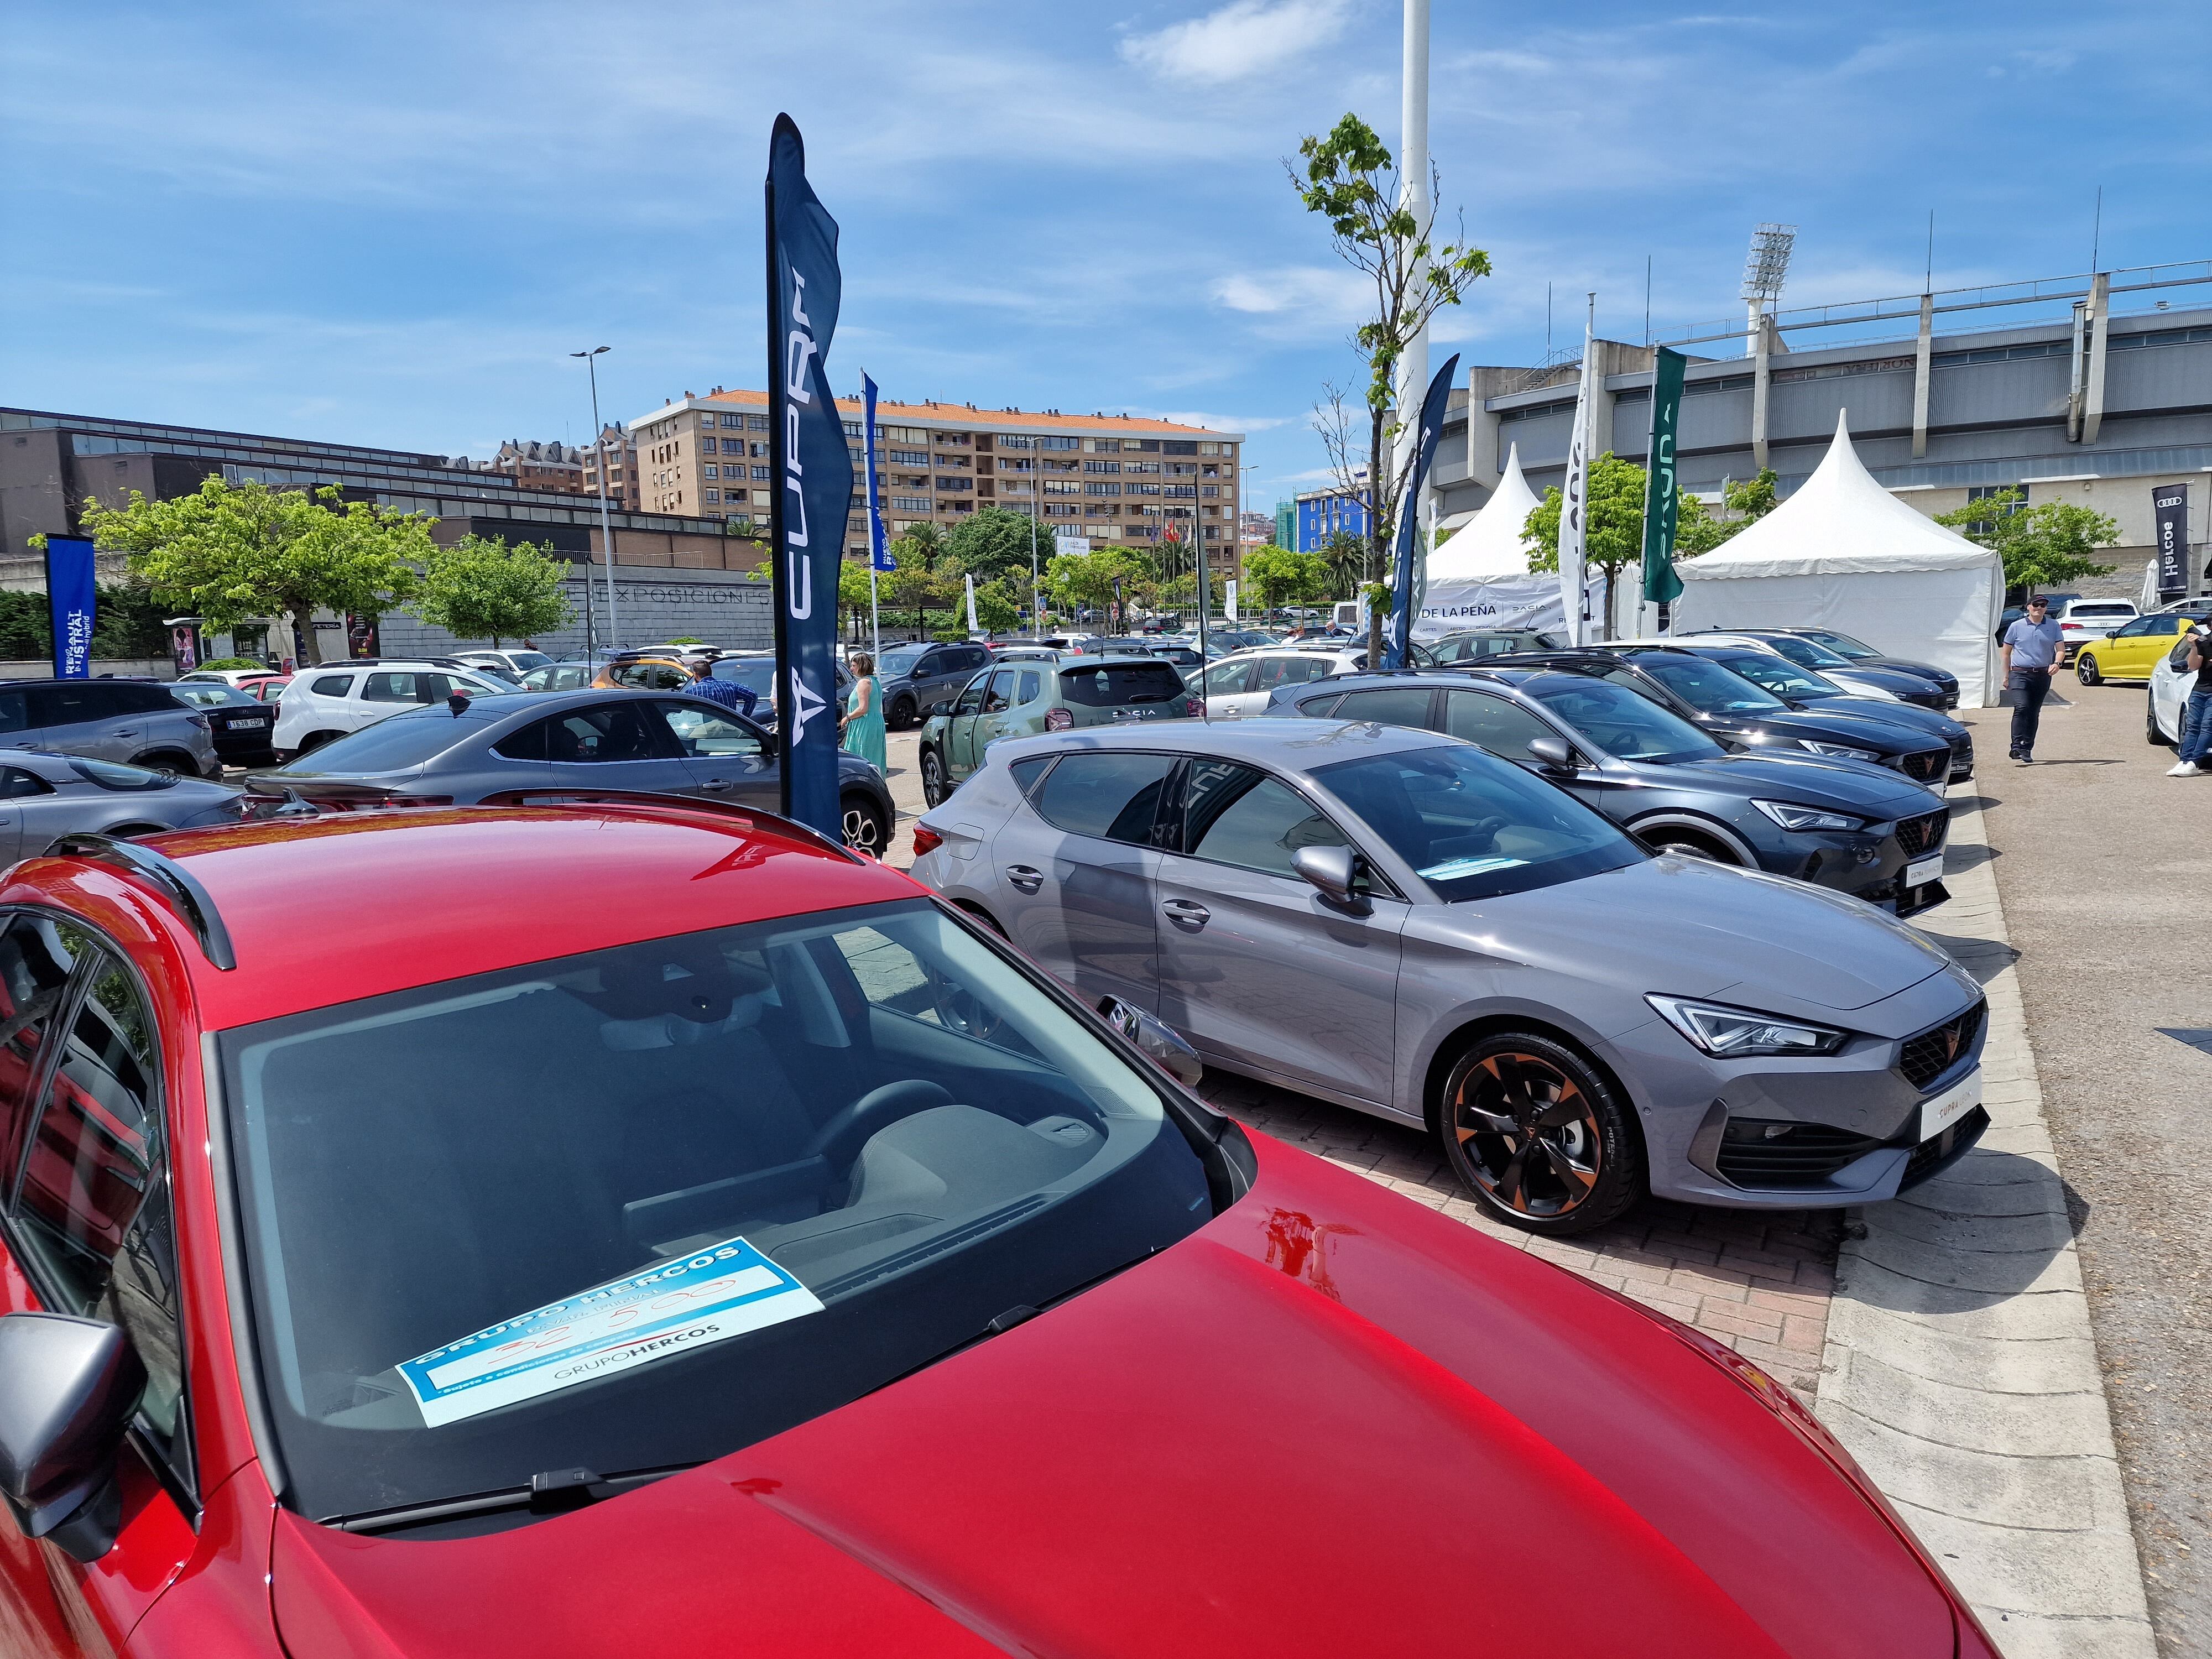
[1428,443,1539,581]
[1669,413,2005,706]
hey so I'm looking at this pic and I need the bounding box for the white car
[2148,629,2203,745]
[1191,646,1363,718]
[179,667,284,689]
[273,660,510,758]
[2053,598,2138,662]
[449,648,551,678]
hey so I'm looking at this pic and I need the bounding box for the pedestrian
[840,651,886,773]
[2167,624,2212,778]
[2000,593,2064,764]
[685,660,758,722]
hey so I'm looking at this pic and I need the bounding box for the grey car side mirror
[1526,735,1578,775]
[0,1314,145,1562]
[1292,843,1363,906]
[1098,997,1204,1087]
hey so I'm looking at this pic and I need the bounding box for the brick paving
[1194,1068,1844,1402]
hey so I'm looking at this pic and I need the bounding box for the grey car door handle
[1005,864,1045,894]
[1162,899,1211,929]
[698,779,737,792]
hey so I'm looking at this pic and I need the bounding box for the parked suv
[918,655,1198,805]
[878,640,993,729]
[1278,667,1953,915]
[272,661,511,758]
[0,679,217,778]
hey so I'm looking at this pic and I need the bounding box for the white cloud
[1212,266,1369,319]
[1120,0,1352,86]
[1147,409,1296,434]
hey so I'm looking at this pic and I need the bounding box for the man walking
[2001,593,2064,764]
[2167,624,2212,778]
[686,660,760,722]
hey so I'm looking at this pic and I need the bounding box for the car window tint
[1522,673,1723,762]
[11,951,189,1475]
[1332,687,1437,730]
[983,670,1015,714]
[2152,617,2186,636]
[112,684,181,715]
[1016,671,1042,703]
[1057,664,1185,707]
[535,703,669,763]
[1630,654,1785,714]
[1280,656,1331,684]
[1201,660,1254,697]
[954,672,989,717]
[29,684,121,727]
[1443,691,1555,758]
[0,768,49,800]
[1008,756,1051,796]
[362,672,434,704]
[0,692,23,734]
[293,707,490,772]
[1180,761,1348,876]
[312,674,354,696]
[0,914,83,1187]
[1032,752,1175,843]
[1297,692,1345,718]
[658,702,762,759]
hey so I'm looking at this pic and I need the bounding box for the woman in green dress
[839,651,887,773]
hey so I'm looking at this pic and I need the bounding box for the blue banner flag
[765,114,855,839]
[1385,355,1460,669]
[43,536,97,680]
[863,374,894,573]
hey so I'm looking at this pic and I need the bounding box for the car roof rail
[42,833,237,971]
[473,789,861,864]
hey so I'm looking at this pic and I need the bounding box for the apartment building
[626,387,1243,559]
[577,422,640,510]
[484,439,587,493]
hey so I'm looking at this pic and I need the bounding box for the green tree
[1242,545,1330,617]
[1931,489,2119,592]
[76,477,429,665]
[1291,112,1491,659]
[1673,469,1778,558]
[946,505,1049,583]
[1317,527,1366,599]
[410,533,573,648]
[971,581,1021,634]
[1046,547,1148,620]
[887,534,952,631]
[1520,452,1717,637]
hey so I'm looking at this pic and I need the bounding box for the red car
[0,800,1997,1656]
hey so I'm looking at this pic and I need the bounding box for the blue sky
[4,1,2205,506]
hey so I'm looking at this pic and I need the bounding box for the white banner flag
[964,572,979,634]
[1224,579,1239,622]
[1558,310,1597,645]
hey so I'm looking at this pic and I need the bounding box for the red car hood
[272,1145,1954,1659]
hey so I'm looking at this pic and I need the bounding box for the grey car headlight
[1799,740,1880,762]
[1646,995,1849,1057]
[1752,799,1864,832]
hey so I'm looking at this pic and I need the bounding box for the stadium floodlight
[1740,222,1797,356]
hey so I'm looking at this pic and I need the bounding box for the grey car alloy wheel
[920,747,948,807]
[1439,1034,1640,1235]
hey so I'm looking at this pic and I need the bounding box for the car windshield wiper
[326,1461,699,1534]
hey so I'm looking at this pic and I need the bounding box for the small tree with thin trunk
[411,533,573,648]
[1290,113,1491,662]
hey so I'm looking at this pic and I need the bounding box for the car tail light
[185,714,209,729]
[1186,697,1203,716]
[1045,707,1072,731]
[911,822,944,857]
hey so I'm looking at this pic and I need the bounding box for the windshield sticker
[397,1238,823,1427]
[1417,855,1527,881]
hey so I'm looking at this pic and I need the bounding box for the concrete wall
[369,565,775,660]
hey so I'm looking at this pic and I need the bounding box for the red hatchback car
[0,800,1997,1657]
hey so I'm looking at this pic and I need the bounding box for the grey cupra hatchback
[909,719,1987,1235]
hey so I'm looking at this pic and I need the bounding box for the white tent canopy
[1427,444,1538,582]
[1669,412,2005,706]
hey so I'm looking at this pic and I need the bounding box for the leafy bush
[195,657,268,671]
[0,582,176,661]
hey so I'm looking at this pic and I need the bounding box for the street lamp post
[570,346,621,655]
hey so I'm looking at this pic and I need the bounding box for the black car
[1428,628,1567,664]
[877,640,993,729]
[1271,669,1952,916]
[1688,631,1958,711]
[1673,645,1974,781]
[1490,649,1954,788]
[1764,628,1959,699]
[169,681,281,768]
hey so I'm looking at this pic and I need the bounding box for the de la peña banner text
[766,113,855,837]
[44,536,97,680]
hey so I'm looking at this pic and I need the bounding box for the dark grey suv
[878,641,993,729]
[0,680,218,778]
[1279,669,1953,916]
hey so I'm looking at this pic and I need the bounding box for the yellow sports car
[2075,613,2197,684]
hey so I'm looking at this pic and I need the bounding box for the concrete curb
[1814,785,2154,1659]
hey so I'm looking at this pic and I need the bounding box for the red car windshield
[220,900,1216,1531]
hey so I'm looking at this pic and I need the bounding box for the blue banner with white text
[767,114,855,839]
[44,536,97,680]
[863,374,893,573]
[1385,355,1459,669]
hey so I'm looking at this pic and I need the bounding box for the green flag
[1641,346,1687,604]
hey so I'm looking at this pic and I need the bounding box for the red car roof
[8,804,918,1031]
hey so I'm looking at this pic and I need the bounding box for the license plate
[233,718,269,729]
[1904,853,1943,889]
[1919,1068,1981,1141]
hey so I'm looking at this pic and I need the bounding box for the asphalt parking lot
[1961,681,2211,1655]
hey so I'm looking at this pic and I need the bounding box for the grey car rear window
[1057,664,1185,707]
[286,707,491,772]
[1332,687,1437,730]
[312,675,355,696]
[1032,752,1175,843]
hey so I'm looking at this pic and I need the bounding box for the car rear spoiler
[473,789,861,864]
[41,833,237,971]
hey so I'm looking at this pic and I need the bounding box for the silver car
[0,679,220,779]
[910,719,1987,1235]
[0,749,240,861]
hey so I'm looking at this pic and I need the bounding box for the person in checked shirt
[686,660,760,722]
